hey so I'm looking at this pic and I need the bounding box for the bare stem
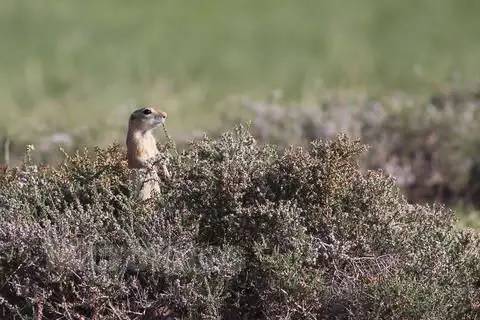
[162,124,179,160]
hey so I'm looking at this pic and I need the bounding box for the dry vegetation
[1,127,480,319]
[229,88,480,208]
[2,2,480,318]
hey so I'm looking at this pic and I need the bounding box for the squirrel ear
[129,113,137,121]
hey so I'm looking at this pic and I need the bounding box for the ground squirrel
[126,107,170,200]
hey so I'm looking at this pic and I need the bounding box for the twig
[108,300,125,320]
[162,124,179,160]
[35,298,44,320]
[3,136,10,165]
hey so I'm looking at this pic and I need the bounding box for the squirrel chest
[127,131,159,169]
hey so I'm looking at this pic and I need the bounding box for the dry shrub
[233,88,480,206]
[1,126,479,319]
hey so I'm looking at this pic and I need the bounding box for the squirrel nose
[159,111,167,119]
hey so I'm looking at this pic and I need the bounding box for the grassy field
[1,0,480,146]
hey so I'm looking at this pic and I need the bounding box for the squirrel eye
[143,109,152,115]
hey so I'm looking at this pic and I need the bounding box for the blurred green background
[1,0,480,145]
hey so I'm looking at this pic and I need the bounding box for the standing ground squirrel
[126,107,170,200]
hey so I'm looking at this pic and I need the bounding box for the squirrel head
[129,107,167,132]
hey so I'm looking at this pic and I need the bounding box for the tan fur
[126,107,169,200]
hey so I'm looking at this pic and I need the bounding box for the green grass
[1,0,480,146]
[455,207,480,230]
